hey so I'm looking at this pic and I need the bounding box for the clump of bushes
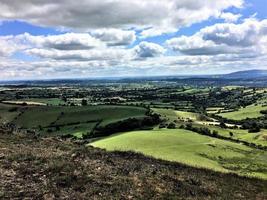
[167,122,176,129]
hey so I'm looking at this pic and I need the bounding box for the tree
[167,122,176,129]
[212,130,218,137]
[219,122,227,128]
[62,96,67,102]
[81,99,87,106]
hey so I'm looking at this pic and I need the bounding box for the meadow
[91,129,267,179]
[22,98,66,106]
[208,126,267,147]
[218,104,266,120]
[0,103,21,123]
[0,103,148,137]
[13,105,146,127]
[152,108,201,121]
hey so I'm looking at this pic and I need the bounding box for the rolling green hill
[12,105,147,128]
[91,129,267,179]
[218,104,266,120]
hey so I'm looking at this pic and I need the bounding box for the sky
[0,0,267,80]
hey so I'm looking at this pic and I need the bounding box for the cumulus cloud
[166,35,230,55]
[0,32,166,65]
[21,33,104,50]
[0,0,243,36]
[25,48,130,61]
[167,18,267,56]
[24,40,166,62]
[202,18,267,47]
[90,29,136,46]
[220,12,242,22]
[134,42,166,58]
[0,36,26,57]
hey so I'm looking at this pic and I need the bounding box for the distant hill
[1,69,267,86]
[223,70,267,79]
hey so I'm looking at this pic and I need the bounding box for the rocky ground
[0,126,266,200]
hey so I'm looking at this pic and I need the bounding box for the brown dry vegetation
[0,127,267,200]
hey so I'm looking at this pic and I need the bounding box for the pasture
[91,129,267,179]
[218,104,266,120]
[22,98,65,106]
[207,126,267,147]
[152,108,200,121]
[0,103,21,123]
[13,105,147,128]
[5,104,148,137]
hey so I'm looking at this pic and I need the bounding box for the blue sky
[0,0,267,79]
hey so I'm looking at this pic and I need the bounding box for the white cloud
[0,0,243,37]
[134,42,166,58]
[167,18,267,56]
[25,48,131,61]
[90,29,136,46]
[0,32,168,67]
[201,18,267,47]
[0,36,26,57]
[220,12,242,22]
[21,33,104,50]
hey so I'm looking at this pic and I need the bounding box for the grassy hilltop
[91,129,267,179]
[0,129,266,199]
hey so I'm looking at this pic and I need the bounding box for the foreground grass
[0,129,266,199]
[91,129,267,179]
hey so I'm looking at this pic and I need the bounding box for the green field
[13,106,63,128]
[44,122,98,138]
[222,86,244,91]
[10,105,148,138]
[207,126,267,147]
[22,98,66,106]
[91,129,267,179]
[177,88,210,94]
[0,103,21,123]
[153,107,267,146]
[206,107,224,114]
[153,108,200,121]
[13,105,147,128]
[218,104,266,120]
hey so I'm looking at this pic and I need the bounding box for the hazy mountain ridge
[222,70,267,79]
[0,69,267,86]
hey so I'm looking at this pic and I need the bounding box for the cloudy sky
[0,0,267,80]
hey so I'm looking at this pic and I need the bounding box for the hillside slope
[0,128,266,199]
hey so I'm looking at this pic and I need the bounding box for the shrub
[212,130,218,137]
[8,107,18,112]
[167,122,176,129]
[81,99,87,106]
